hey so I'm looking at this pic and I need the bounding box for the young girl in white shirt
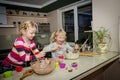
[43,29,79,61]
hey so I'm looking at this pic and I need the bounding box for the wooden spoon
[20,69,34,80]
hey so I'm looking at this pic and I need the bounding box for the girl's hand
[55,45,62,50]
[37,51,46,58]
[74,44,79,50]
[41,50,46,56]
[51,45,62,51]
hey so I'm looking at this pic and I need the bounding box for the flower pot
[97,43,108,53]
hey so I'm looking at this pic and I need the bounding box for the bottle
[55,61,59,68]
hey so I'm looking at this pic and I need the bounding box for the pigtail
[19,22,27,35]
[50,31,56,43]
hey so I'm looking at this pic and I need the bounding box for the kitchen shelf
[0,24,15,28]
[7,15,47,18]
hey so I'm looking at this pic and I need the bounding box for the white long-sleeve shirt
[43,42,74,60]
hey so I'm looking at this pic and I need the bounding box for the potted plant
[93,27,111,53]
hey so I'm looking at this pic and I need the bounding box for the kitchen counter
[0,51,119,80]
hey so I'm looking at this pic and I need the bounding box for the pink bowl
[72,63,78,68]
[59,63,66,69]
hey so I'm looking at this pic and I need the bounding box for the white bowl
[65,52,79,59]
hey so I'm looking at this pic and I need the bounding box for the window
[59,0,92,46]
[62,10,74,42]
[78,3,93,46]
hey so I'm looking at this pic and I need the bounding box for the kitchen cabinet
[37,23,50,33]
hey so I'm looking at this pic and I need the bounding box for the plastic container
[3,71,12,78]
[55,61,59,68]
[71,62,78,68]
[15,66,23,72]
[59,62,66,69]
[58,55,64,62]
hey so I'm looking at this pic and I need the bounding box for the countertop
[0,51,119,80]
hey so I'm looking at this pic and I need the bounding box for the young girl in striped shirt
[2,21,46,72]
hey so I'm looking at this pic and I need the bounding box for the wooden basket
[31,58,55,75]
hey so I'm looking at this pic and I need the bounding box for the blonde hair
[19,21,37,35]
[50,28,66,43]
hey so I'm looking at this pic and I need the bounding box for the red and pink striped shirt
[3,36,40,66]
